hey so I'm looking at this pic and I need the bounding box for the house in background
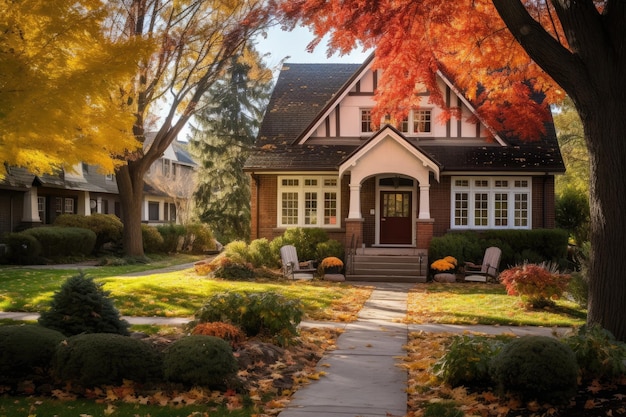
[244,55,565,281]
[0,139,196,236]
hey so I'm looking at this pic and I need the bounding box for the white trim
[450,176,532,230]
[277,175,341,228]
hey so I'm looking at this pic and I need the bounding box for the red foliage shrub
[500,263,571,308]
[191,322,246,348]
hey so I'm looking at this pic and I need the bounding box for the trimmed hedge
[22,226,96,258]
[54,213,123,253]
[4,232,42,264]
[0,325,66,386]
[53,333,163,387]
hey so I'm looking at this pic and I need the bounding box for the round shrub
[5,232,42,264]
[248,238,277,268]
[23,226,96,258]
[156,223,186,253]
[191,322,246,348]
[163,335,238,388]
[490,336,578,404]
[0,325,65,385]
[38,272,130,336]
[185,223,215,254]
[54,214,123,253]
[53,333,162,387]
[212,257,255,281]
[141,224,164,253]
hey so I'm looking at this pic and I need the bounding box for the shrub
[4,232,42,264]
[248,238,278,268]
[38,272,130,336]
[556,187,590,245]
[271,228,329,262]
[157,223,186,253]
[211,257,255,281]
[315,239,345,262]
[432,335,508,387]
[490,336,578,404]
[191,292,303,345]
[53,333,162,387]
[562,325,626,381]
[499,262,571,308]
[191,322,246,348]
[163,335,238,388]
[142,224,164,253]
[184,223,215,254]
[54,214,123,253]
[0,325,65,386]
[23,226,96,258]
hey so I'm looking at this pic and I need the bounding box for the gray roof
[245,62,565,174]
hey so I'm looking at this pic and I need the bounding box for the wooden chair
[279,245,316,280]
[464,246,502,282]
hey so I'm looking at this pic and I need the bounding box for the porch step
[346,253,428,283]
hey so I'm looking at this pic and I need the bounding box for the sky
[256,25,372,68]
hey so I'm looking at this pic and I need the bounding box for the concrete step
[346,251,429,282]
[346,274,427,283]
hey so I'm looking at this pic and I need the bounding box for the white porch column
[76,191,90,215]
[347,183,363,219]
[418,184,431,219]
[22,188,41,223]
[96,197,103,213]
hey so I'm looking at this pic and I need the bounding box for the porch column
[418,184,431,219]
[347,183,362,219]
[76,191,90,215]
[21,187,41,223]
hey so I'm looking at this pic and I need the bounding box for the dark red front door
[380,191,412,244]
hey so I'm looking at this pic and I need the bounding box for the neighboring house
[0,139,196,236]
[244,55,565,280]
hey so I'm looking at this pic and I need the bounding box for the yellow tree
[281,0,626,340]
[0,0,147,177]
[107,0,271,257]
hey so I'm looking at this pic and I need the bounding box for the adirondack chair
[279,245,316,280]
[464,247,502,282]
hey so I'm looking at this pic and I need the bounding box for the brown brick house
[244,55,565,276]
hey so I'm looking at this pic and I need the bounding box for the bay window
[451,177,531,229]
[279,176,340,227]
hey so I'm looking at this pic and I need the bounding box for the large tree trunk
[492,0,626,340]
[584,103,626,341]
[116,161,147,258]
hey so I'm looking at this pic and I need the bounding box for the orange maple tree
[278,0,626,341]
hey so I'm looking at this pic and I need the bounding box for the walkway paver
[277,283,412,417]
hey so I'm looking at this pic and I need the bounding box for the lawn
[406,282,587,327]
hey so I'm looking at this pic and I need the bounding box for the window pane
[361,109,373,132]
[413,110,431,133]
[514,193,529,226]
[494,193,508,226]
[304,192,317,225]
[148,202,159,221]
[281,192,299,225]
[454,192,468,226]
[474,193,488,226]
[324,192,337,225]
[64,198,74,214]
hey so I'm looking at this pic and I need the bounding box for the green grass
[0,261,362,320]
[0,397,254,417]
[407,283,587,327]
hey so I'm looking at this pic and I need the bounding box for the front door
[380,191,412,244]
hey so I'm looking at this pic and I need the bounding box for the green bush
[23,226,96,258]
[0,325,66,386]
[156,223,186,253]
[221,240,249,263]
[490,336,578,404]
[433,335,508,387]
[141,224,164,253]
[248,238,278,268]
[271,228,329,262]
[4,232,42,264]
[184,223,216,254]
[556,187,590,245]
[163,335,238,388]
[315,239,345,262]
[54,214,123,253]
[211,257,255,281]
[38,272,130,336]
[562,325,626,381]
[191,292,303,346]
[53,333,162,387]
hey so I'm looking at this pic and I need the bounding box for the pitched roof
[245,61,565,174]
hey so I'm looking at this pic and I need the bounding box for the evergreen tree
[190,50,273,243]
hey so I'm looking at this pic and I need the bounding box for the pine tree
[190,50,273,243]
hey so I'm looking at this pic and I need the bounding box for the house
[244,55,565,280]
[0,139,196,236]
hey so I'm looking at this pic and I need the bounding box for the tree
[0,0,147,177]
[280,0,626,340]
[190,50,273,243]
[553,98,589,195]
[107,0,271,257]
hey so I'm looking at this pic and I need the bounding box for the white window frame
[450,176,531,230]
[64,198,74,214]
[360,108,374,133]
[278,176,340,228]
[399,109,433,136]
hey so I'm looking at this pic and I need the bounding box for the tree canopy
[0,0,148,177]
